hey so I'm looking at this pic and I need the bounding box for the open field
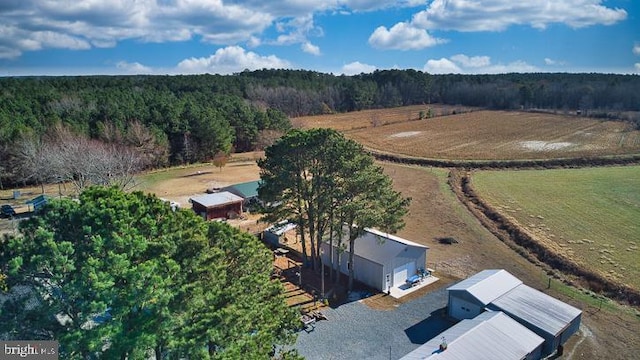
[298,109,640,160]
[292,104,477,131]
[471,166,640,291]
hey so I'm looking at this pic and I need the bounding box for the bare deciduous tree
[14,125,146,193]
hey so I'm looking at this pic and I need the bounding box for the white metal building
[447,269,522,320]
[320,228,428,293]
[401,311,544,360]
[447,269,582,357]
[488,284,582,356]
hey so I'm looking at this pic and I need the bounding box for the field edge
[447,169,640,307]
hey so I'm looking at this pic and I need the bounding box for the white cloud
[0,45,21,59]
[412,0,627,32]
[0,0,344,58]
[544,58,566,66]
[247,36,261,48]
[368,22,445,50]
[423,58,461,74]
[342,61,376,75]
[176,46,291,75]
[424,54,538,74]
[633,43,640,56]
[301,42,321,55]
[635,63,640,72]
[116,61,152,74]
[450,54,490,68]
[272,14,322,48]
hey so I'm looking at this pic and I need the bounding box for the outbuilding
[488,284,582,356]
[447,269,582,357]
[222,180,261,207]
[321,228,428,293]
[190,192,244,220]
[263,221,297,248]
[447,269,522,320]
[401,311,544,360]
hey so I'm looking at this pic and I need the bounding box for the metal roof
[189,192,244,208]
[447,269,522,305]
[350,228,428,266]
[223,180,261,199]
[401,311,544,360]
[265,221,297,236]
[490,284,582,337]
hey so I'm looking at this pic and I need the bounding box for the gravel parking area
[295,285,454,360]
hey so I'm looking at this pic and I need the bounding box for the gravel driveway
[295,286,453,360]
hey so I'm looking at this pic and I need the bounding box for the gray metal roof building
[447,269,522,320]
[401,311,544,360]
[445,269,582,358]
[488,284,582,356]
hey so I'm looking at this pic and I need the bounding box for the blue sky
[1,0,638,76]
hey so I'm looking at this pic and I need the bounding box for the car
[1,204,17,218]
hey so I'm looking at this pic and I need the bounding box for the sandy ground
[136,157,262,208]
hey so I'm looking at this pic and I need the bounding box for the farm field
[471,166,640,291]
[298,109,640,160]
[292,104,477,131]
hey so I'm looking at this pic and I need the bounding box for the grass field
[297,109,640,160]
[471,166,640,290]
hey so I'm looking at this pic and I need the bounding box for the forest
[1,70,639,187]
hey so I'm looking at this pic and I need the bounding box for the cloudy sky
[1,0,638,76]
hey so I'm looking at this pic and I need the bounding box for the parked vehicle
[1,204,17,218]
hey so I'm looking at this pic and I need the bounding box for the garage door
[393,262,415,287]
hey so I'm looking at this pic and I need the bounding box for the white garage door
[393,262,415,287]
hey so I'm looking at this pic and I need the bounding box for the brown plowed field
[292,104,477,131]
[296,109,640,160]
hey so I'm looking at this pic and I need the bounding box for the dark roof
[223,180,261,199]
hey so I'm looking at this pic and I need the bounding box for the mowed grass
[472,166,640,290]
[345,110,640,160]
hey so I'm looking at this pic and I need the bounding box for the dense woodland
[1,70,639,186]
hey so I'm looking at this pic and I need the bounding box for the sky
[0,0,638,76]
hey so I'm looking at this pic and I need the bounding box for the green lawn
[472,166,640,290]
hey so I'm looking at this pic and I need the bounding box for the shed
[222,180,261,205]
[190,192,243,220]
[263,221,297,247]
[26,194,49,213]
[401,311,544,360]
[320,228,428,293]
[447,269,522,320]
[488,284,582,356]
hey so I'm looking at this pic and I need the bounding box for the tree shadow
[404,308,456,345]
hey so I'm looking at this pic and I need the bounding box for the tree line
[1,70,639,187]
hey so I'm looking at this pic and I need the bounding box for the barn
[447,269,582,357]
[401,311,544,360]
[447,269,522,320]
[190,192,244,220]
[320,228,428,293]
[222,180,261,207]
